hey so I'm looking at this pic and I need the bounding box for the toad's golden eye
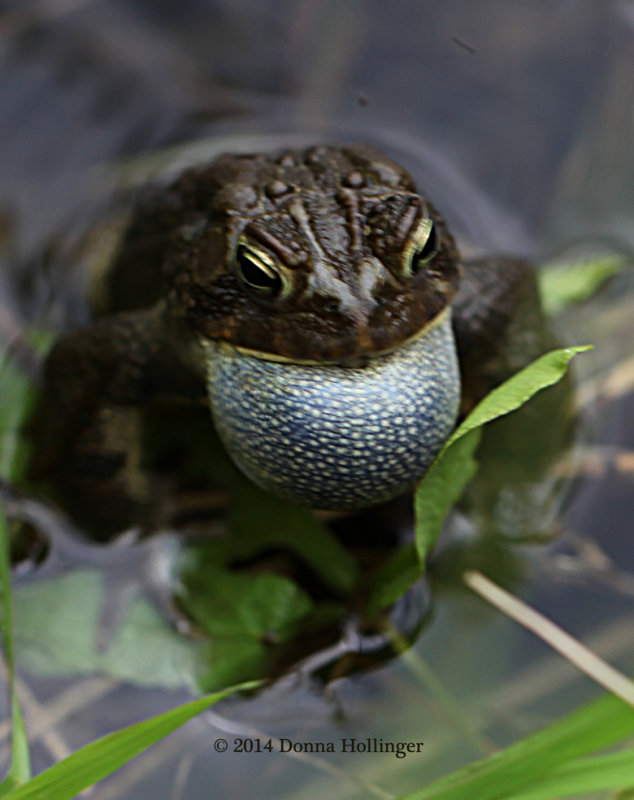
[404,218,438,275]
[235,244,283,297]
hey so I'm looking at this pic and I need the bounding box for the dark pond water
[1,2,633,798]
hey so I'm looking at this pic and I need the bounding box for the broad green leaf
[1,681,259,800]
[509,749,634,800]
[9,570,205,689]
[177,561,317,690]
[10,557,319,693]
[178,565,313,639]
[399,692,634,800]
[415,346,590,563]
[199,637,268,690]
[539,254,625,316]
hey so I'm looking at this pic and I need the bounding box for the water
[1,2,633,798]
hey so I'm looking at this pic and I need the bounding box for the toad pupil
[236,246,283,295]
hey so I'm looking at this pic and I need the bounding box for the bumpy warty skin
[33,145,550,538]
[204,310,460,509]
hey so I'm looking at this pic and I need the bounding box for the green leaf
[199,637,268,690]
[539,254,625,316]
[414,346,590,564]
[399,692,634,800]
[415,428,481,564]
[448,346,591,447]
[365,543,421,618]
[9,570,206,689]
[179,565,313,639]
[228,485,359,594]
[177,561,315,689]
[1,681,259,800]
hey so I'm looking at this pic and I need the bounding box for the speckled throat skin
[204,309,459,509]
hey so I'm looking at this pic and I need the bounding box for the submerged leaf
[177,561,316,689]
[179,564,313,640]
[228,485,359,594]
[539,254,625,316]
[10,570,205,689]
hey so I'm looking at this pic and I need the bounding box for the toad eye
[404,218,438,275]
[235,244,283,297]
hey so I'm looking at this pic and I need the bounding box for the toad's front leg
[28,308,203,538]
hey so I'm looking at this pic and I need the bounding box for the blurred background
[1,0,632,320]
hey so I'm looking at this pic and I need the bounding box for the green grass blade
[0,509,31,795]
[415,346,590,563]
[0,351,34,791]
[399,693,634,800]
[509,749,634,800]
[1,680,260,800]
